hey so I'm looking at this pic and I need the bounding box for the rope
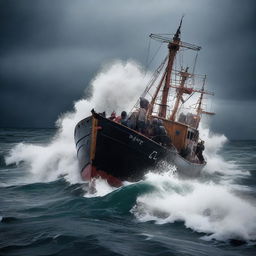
[192,51,198,85]
[147,43,163,70]
[145,37,151,72]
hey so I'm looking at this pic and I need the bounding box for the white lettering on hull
[129,134,144,145]
[149,151,158,160]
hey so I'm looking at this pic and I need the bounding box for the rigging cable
[145,37,151,73]
[147,43,163,71]
[192,51,198,85]
[129,55,168,114]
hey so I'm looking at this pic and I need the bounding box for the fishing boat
[74,19,214,186]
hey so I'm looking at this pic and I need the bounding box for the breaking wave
[5,60,256,243]
[5,61,149,184]
[5,60,240,184]
[130,171,256,242]
[81,163,256,242]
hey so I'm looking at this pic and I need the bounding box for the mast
[170,67,190,121]
[195,75,215,128]
[146,18,202,118]
[194,76,205,129]
[148,71,167,116]
[158,17,183,118]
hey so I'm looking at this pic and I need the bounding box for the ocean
[0,128,255,256]
[1,62,256,255]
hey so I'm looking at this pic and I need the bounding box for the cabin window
[187,131,194,140]
[176,130,180,135]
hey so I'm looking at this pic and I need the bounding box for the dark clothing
[151,124,171,147]
[152,124,161,137]
[196,142,205,163]
[120,118,128,126]
[159,126,167,136]
[137,120,146,134]
[140,97,149,109]
[195,143,205,154]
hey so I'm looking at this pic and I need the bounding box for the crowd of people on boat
[103,97,205,163]
[106,98,171,147]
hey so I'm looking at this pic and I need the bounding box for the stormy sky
[0,0,255,139]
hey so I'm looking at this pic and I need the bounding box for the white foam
[5,61,149,184]
[5,60,247,185]
[5,59,256,242]
[84,178,118,198]
[199,123,249,180]
[131,171,256,242]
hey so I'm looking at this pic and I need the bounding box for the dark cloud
[0,0,255,138]
[210,99,256,140]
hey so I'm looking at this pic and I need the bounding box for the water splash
[199,124,250,194]
[84,178,118,198]
[199,125,236,176]
[5,61,149,184]
[4,59,256,243]
[5,60,245,185]
[131,171,256,242]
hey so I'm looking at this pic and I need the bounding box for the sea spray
[4,59,256,243]
[199,125,234,175]
[5,59,245,185]
[84,178,118,198]
[199,124,250,191]
[5,61,149,184]
[131,171,256,242]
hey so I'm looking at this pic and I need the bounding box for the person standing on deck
[195,140,205,163]
[137,97,149,134]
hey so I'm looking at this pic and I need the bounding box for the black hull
[74,112,205,185]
